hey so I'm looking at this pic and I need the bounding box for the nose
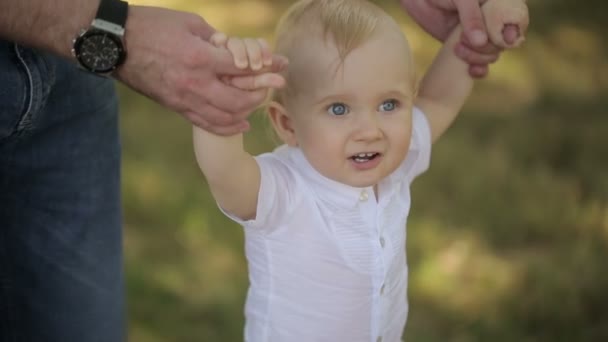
[352,111,383,142]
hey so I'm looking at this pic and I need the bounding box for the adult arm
[0,0,97,57]
[0,0,287,136]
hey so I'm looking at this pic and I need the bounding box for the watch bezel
[73,29,126,74]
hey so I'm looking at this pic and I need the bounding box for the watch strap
[96,0,128,27]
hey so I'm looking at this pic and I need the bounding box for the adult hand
[400,0,519,78]
[114,6,288,135]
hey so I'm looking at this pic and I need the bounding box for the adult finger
[468,64,489,78]
[229,90,271,122]
[183,102,234,127]
[460,30,502,55]
[229,73,286,91]
[189,15,217,41]
[487,22,523,48]
[502,24,527,47]
[502,2,529,46]
[503,25,520,45]
[210,32,228,48]
[453,0,488,47]
[454,42,500,65]
[205,80,269,114]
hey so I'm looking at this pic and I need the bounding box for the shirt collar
[275,145,403,207]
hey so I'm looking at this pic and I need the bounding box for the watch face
[74,31,125,73]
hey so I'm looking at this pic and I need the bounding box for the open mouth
[350,152,381,163]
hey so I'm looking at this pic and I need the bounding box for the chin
[345,175,382,188]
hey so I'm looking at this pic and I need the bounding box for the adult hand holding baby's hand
[115,6,287,135]
[211,33,286,94]
[401,0,528,77]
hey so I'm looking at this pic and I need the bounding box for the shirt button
[359,190,369,202]
[376,336,383,342]
[379,236,385,248]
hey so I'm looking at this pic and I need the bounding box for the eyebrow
[313,88,412,106]
[313,93,352,106]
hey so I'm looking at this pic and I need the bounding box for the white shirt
[224,108,431,342]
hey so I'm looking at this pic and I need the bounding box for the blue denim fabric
[0,40,125,341]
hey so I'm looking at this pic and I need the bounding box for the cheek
[386,117,413,153]
[294,114,339,145]
[299,125,340,152]
[297,122,346,166]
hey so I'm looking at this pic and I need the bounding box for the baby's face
[283,25,416,188]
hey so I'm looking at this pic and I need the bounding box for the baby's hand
[210,32,285,91]
[482,0,529,49]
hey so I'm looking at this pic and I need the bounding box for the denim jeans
[0,41,125,341]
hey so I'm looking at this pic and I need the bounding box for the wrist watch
[72,0,129,76]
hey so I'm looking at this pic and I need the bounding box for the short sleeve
[219,152,296,233]
[402,106,432,183]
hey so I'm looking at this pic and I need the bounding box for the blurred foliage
[119,0,608,341]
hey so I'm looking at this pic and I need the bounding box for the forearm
[193,127,260,219]
[415,27,474,142]
[0,0,99,59]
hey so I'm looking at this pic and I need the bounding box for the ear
[267,101,298,146]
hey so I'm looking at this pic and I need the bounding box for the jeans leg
[0,41,125,342]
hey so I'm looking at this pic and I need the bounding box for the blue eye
[327,103,349,116]
[379,99,399,112]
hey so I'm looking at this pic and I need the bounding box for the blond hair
[276,0,383,60]
[272,0,389,103]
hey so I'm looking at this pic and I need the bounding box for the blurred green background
[118,0,608,341]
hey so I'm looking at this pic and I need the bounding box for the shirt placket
[358,187,389,342]
[376,199,391,342]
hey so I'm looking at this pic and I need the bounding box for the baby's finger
[244,38,263,71]
[258,38,273,67]
[210,32,228,48]
[453,0,489,47]
[227,38,249,69]
[459,31,502,55]
[229,73,286,91]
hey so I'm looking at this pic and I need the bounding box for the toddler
[193,0,528,341]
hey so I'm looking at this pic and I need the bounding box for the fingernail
[470,30,487,46]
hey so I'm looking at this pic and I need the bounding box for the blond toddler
[193,0,528,341]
